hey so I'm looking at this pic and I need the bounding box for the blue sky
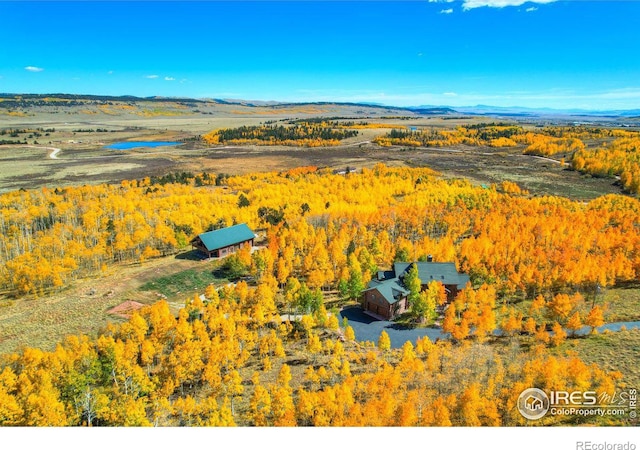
[1,0,639,109]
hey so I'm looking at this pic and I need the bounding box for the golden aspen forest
[1,136,640,427]
[5,0,640,444]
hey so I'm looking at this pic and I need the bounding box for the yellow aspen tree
[344,325,356,342]
[535,324,551,345]
[304,366,320,386]
[326,314,339,331]
[339,359,352,378]
[317,366,330,385]
[271,364,296,426]
[248,385,271,426]
[377,331,391,352]
[222,370,244,416]
[424,397,452,426]
[0,368,22,426]
[501,310,522,337]
[459,383,483,426]
[565,311,583,337]
[585,305,605,333]
[523,317,537,335]
[451,317,470,342]
[204,284,220,306]
[530,294,546,316]
[550,322,567,347]
[475,305,496,339]
[442,303,457,335]
[415,336,434,356]
[307,333,323,358]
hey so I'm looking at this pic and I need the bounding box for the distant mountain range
[1,93,638,118]
[409,104,640,118]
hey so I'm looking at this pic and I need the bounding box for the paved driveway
[337,307,640,349]
[338,306,448,349]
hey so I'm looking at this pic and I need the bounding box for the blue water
[105,141,181,150]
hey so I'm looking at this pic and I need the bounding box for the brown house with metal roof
[362,259,469,320]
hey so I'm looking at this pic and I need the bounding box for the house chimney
[427,254,433,262]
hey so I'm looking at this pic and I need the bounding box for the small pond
[105,141,181,150]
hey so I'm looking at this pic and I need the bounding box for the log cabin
[190,223,255,258]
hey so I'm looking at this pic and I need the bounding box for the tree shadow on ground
[339,306,379,324]
[386,322,417,330]
[174,250,206,261]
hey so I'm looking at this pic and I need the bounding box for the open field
[1,95,633,198]
[0,251,224,354]
[138,258,230,299]
[603,284,640,322]
[557,329,640,389]
[0,117,624,200]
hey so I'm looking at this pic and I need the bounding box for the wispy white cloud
[107,70,114,75]
[526,6,538,12]
[428,0,455,3]
[440,8,454,14]
[145,74,159,79]
[463,0,556,10]
[164,76,175,81]
[443,92,458,97]
[25,66,44,73]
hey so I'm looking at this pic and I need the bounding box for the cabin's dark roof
[194,224,255,251]
[394,262,469,289]
[376,270,396,281]
[364,278,410,305]
[364,261,469,305]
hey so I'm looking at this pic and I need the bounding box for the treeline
[0,94,209,109]
[202,124,358,147]
[287,118,407,129]
[372,123,630,156]
[374,124,526,148]
[72,128,112,133]
[572,133,640,194]
[287,117,359,124]
[0,128,54,137]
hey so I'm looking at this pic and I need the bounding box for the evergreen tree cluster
[211,124,358,143]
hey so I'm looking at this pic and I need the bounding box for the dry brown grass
[0,253,209,354]
[0,108,625,199]
[558,329,640,389]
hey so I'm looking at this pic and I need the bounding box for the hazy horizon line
[2,91,640,114]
